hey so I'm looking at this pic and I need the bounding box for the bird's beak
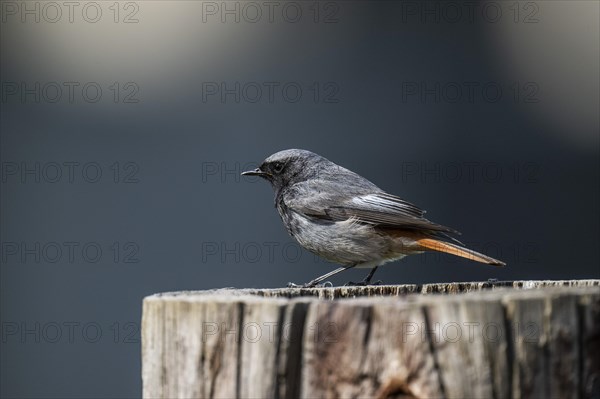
[241,168,268,177]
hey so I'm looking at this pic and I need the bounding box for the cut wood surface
[142,280,600,398]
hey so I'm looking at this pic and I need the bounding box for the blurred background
[1,1,598,397]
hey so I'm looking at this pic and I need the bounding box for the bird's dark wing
[325,193,458,234]
[284,181,459,234]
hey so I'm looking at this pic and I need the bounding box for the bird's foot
[344,279,383,287]
[287,281,333,289]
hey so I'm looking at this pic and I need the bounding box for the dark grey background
[1,1,599,397]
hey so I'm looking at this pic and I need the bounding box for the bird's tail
[416,238,506,266]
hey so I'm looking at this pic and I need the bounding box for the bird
[242,149,505,288]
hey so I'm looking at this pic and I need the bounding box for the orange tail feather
[416,238,505,266]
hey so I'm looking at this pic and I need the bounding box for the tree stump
[142,280,600,398]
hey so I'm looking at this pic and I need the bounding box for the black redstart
[242,149,505,288]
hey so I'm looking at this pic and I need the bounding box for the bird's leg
[363,266,379,284]
[287,266,354,288]
[344,266,382,286]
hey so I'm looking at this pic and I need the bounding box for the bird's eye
[271,161,285,174]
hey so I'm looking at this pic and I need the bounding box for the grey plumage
[242,149,504,287]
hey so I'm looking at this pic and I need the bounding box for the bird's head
[241,149,329,190]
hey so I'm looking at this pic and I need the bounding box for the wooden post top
[144,279,600,301]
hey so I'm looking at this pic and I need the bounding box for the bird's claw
[344,280,383,287]
[287,281,333,289]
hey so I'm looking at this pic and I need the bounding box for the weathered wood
[505,293,548,398]
[276,299,311,399]
[142,280,599,398]
[547,294,579,398]
[580,293,600,398]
